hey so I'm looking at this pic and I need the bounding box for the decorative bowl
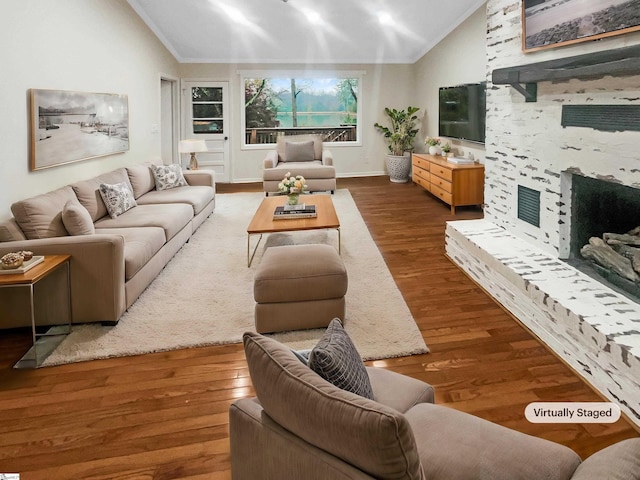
[1,252,24,269]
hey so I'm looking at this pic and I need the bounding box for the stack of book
[273,204,317,220]
[447,157,475,164]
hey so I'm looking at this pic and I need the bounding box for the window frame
[239,70,364,150]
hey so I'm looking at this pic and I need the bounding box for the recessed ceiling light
[220,5,251,25]
[378,12,392,25]
[305,9,322,24]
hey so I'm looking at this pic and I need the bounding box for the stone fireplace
[563,174,640,302]
[445,0,640,428]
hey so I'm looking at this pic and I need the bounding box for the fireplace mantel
[492,44,640,102]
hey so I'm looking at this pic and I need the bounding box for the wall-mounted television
[438,82,486,144]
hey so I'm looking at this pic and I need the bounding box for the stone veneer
[446,1,640,427]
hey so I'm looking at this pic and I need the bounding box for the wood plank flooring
[0,176,637,479]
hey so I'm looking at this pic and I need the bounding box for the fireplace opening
[567,174,640,302]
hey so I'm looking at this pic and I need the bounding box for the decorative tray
[0,256,45,275]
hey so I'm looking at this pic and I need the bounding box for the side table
[0,255,72,368]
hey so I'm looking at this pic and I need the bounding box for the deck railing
[246,126,357,144]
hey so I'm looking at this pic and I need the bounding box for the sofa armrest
[570,438,640,479]
[322,149,333,166]
[184,170,215,188]
[366,367,434,412]
[264,150,278,169]
[230,398,374,480]
[0,235,126,324]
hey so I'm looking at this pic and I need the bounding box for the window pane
[244,77,359,145]
[193,104,223,118]
[193,120,223,134]
[192,87,222,102]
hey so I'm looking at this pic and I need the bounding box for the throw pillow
[98,182,137,219]
[292,349,312,366]
[150,164,187,191]
[62,200,95,235]
[284,140,315,162]
[308,319,374,399]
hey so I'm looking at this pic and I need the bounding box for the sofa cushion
[126,164,156,199]
[136,185,215,216]
[263,161,336,181]
[0,219,27,242]
[277,134,323,161]
[99,182,137,219]
[243,332,424,480]
[308,319,374,399]
[150,164,187,191]
[72,168,132,221]
[405,403,581,480]
[571,438,640,480]
[95,227,166,280]
[94,203,192,241]
[11,186,77,239]
[62,200,95,236]
[284,140,315,162]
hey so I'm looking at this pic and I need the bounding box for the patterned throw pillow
[150,164,187,191]
[308,319,374,399]
[98,182,137,219]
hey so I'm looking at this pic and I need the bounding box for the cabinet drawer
[413,157,430,171]
[413,167,429,183]
[430,184,453,205]
[430,175,452,193]
[413,173,430,190]
[430,165,453,182]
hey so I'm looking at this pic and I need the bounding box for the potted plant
[374,106,420,183]
[441,142,452,157]
[425,136,441,155]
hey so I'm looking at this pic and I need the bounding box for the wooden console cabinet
[412,153,484,214]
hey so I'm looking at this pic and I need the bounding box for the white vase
[428,146,441,155]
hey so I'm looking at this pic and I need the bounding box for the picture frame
[522,0,640,53]
[30,89,129,171]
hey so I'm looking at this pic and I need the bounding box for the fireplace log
[581,237,640,282]
[627,226,640,236]
[603,232,640,246]
[611,244,640,274]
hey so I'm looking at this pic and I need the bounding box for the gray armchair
[230,332,640,480]
[262,134,336,194]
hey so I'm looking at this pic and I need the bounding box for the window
[191,86,224,134]
[241,73,361,147]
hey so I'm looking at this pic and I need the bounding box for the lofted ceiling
[127,0,486,64]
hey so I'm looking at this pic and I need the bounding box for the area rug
[43,189,428,366]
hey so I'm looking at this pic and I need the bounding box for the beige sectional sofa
[0,164,215,327]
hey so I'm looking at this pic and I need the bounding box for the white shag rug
[43,189,428,366]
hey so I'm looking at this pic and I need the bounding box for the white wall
[413,4,488,161]
[178,63,415,182]
[0,0,179,219]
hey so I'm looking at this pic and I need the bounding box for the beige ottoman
[254,244,348,333]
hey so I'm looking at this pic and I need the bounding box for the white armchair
[263,134,336,194]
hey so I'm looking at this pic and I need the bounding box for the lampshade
[179,139,207,153]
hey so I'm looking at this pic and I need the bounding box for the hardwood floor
[0,176,637,479]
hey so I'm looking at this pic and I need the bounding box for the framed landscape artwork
[522,0,640,53]
[30,89,129,171]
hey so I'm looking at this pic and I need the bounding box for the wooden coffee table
[247,195,340,267]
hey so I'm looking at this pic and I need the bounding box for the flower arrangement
[278,172,307,195]
[424,136,441,147]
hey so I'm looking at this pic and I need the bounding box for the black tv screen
[438,82,486,144]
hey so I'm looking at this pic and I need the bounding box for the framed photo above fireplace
[522,0,640,53]
[30,89,129,171]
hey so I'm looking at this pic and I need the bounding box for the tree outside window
[243,76,359,145]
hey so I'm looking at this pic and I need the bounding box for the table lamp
[179,139,207,170]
